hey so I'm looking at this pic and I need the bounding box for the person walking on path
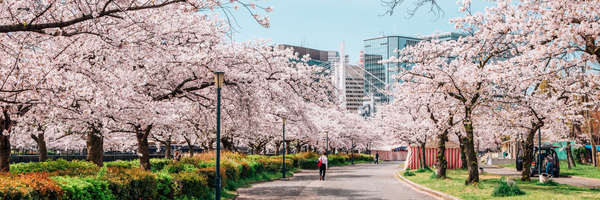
[318,151,328,181]
[545,155,555,177]
[375,151,379,164]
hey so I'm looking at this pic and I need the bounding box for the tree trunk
[0,134,10,172]
[86,130,104,167]
[458,136,467,169]
[285,141,292,155]
[31,133,47,162]
[437,130,448,179]
[136,125,153,170]
[222,137,234,151]
[521,126,540,181]
[185,137,195,157]
[275,141,281,156]
[565,141,576,169]
[420,142,427,169]
[165,139,171,159]
[462,111,479,185]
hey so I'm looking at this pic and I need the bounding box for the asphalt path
[237,161,436,200]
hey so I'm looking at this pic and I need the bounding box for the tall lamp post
[282,117,287,179]
[351,139,354,165]
[213,71,224,200]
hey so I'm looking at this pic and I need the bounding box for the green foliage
[415,167,433,173]
[105,160,138,169]
[430,172,437,179]
[492,179,525,197]
[0,172,64,200]
[156,170,176,200]
[53,176,115,200]
[535,179,559,186]
[166,162,198,174]
[151,158,173,172]
[402,170,415,176]
[173,172,210,200]
[10,159,98,174]
[6,152,371,200]
[573,147,589,164]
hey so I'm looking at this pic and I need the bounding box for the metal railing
[9,154,167,164]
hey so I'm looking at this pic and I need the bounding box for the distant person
[173,150,181,161]
[545,155,555,178]
[318,151,328,181]
[375,151,379,164]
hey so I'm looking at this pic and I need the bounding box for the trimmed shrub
[196,166,227,189]
[151,158,173,172]
[5,152,373,200]
[173,172,210,200]
[492,179,525,197]
[101,167,159,199]
[166,162,197,174]
[53,176,114,200]
[0,172,64,200]
[105,160,138,169]
[10,159,98,174]
[222,159,242,181]
[156,170,176,199]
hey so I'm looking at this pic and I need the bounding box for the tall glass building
[363,36,421,103]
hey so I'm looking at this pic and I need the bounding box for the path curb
[494,165,600,183]
[395,171,461,200]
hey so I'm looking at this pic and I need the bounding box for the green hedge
[4,152,371,200]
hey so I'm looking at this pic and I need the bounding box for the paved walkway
[237,161,436,200]
[480,164,600,189]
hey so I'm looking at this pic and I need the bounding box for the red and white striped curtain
[405,147,461,170]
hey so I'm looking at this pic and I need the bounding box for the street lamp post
[282,117,287,179]
[351,139,354,165]
[213,71,224,200]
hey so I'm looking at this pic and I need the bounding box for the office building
[419,32,468,41]
[362,32,466,103]
[345,64,364,112]
[363,35,421,103]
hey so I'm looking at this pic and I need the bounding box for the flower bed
[2,152,371,200]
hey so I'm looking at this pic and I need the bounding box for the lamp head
[282,117,287,124]
[213,71,225,89]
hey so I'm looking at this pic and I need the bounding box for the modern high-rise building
[363,35,421,103]
[345,64,364,112]
[362,32,467,104]
[420,32,468,41]
[276,44,364,111]
[274,44,333,73]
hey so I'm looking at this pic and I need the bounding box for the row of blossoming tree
[0,0,379,172]
[380,0,600,184]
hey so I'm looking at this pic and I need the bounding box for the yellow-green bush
[6,152,371,200]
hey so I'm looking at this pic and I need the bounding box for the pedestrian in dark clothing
[318,151,328,181]
[545,155,555,177]
[375,151,379,164]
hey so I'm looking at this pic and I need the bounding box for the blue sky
[229,0,496,63]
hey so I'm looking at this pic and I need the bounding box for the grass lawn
[401,168,600,200]
[498,163,600,180]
